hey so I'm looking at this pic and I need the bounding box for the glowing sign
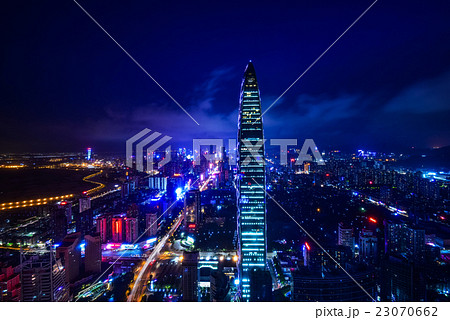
[305,242,311,250]
[186,236,195,244]
[105,243,121,250]
[120,244,138,250]
[369,217,377,223]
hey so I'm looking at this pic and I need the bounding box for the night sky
[1,0,450,153]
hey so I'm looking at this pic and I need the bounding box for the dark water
[0,168,95,202]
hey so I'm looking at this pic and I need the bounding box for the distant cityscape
[1,63,449,302]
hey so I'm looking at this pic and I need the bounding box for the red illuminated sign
[305,242,311,250]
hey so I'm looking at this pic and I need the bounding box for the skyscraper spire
[236,62,267,301]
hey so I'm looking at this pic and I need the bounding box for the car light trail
[127,213,184,302]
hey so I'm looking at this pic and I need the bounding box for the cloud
[383,70,450,114]
[84,67,240,146]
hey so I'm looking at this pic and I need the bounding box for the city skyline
[2,0,450,310]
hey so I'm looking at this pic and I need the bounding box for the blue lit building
[236,62,267,301]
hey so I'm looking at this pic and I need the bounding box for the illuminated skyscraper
[236,62,267,301]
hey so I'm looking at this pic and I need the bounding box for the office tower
[56,233,81,283]
[21,251,69,302]
[184,189,201,228]
[338,222,355,250]
[182,251,199,301]
[236,62,267,301]
[125,217,139,243]
[386,222,425,261]
[51,206,68,244]
[146,213,158,237]
[76,196,93,236]
[86,147,92,160]
[84,233,102,274]
[359,229,377,261]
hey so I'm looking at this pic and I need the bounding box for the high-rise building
[96,215,110,243]
[146,213,158,237]
[51,206,68,244]
[56,233,81,283]
[236,62,267,301]
[84,233,102,274]
[359,229,377,261]
[182,251,199,302]
[125,217,139,243]
[338,222,355,253]
[21,251,69,302]
[184,189,201,228]
[86,147,92,161]
[76,196,93,236]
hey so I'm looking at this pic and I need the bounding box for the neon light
[369,217,377,223]
[305,242,310,250]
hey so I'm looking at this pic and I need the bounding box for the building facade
[236,62,267,301]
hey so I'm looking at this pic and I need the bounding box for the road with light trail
[127,213,184,302]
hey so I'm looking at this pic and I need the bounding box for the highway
[127,212,184,302]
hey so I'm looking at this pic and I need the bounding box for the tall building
[236,62,267,301]
[84,233,102,274]
[56,233,81,283]
[184,189,201,228]
[146,213,158,237]
[359,229,377,261]
[182,251,199,302]
[76,197,93,236]
[21,251,69,302]
[338,222,355,252]
[51,205,68,244]
[125,217,139,243]
[96,215,109,243]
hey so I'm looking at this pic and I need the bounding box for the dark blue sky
[1,0,450,153]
